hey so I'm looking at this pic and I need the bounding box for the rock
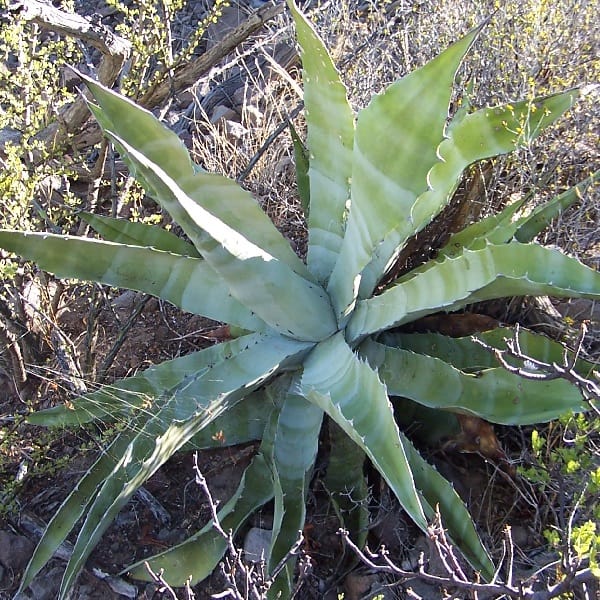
[27,565,63,600]
[342,572,376,600]
[244,527,272,563]
[111,290,139,312]
[210,104,238,124]
[0,530,34,572]
[224,120,249,140]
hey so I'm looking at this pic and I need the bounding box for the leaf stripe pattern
[107,134,338,341]
[327,29,481,319]
[0,231,263,332]
[361,339,587,424]
[289,4,354,284]
[360,91,578,297]
[83,73,316,282]
[347,242,600,341]
[301,333,428,529]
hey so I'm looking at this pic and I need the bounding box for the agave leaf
[0,231,264,332]
[289,1,354,284]
[410,91,579,230]
[301,333,494,577]
[360,90,579,296]
[81,211,201,257]
[56,333,309,597]
[27,332,294,427]
[438,170,597,259]
[268,389,323,598]
[184,388,270,450]
[324,420,369,553]
[514,170,599,243]
[393,397,463,446]
[81,73,314,283]
[301,332,428,530]
[288,121,311,216]
[126,422,278,585]
[104,132,337,341]
[382,327,598,376]
[399,431,495,580]
[348,242,600,341]
[438,195,530,259]
[327,27,481,321]
[361,338,587,424]
[19,425,138,591]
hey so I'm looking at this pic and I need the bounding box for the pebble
[243,527,272,563]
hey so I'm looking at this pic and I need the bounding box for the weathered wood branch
[3,0,131,157]
[139,1,285,109]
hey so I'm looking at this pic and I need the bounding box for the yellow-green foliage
[105,0,231,98]
[0,4,81,271]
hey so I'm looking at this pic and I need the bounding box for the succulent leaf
[82,73,314,282]
[28,332,306,426]
[301,332,428,531]
[126,430,278,585]
[19,427,138,592]
[0,230,264,332]
[289,1,355,284]
[383,327,598,376]
[514,169,599,242]
[104,132,337,341]
[327,27,481,321]
[362,338,587,424]
[268,389,323,597]
[324,421,369,553]
[360,90,579,296]
[399,431,495,579]
[81,211,201,256]
[288,121,311,215]
[348,242,600,340]
[55,333,306,597]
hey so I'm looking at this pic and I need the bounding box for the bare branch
[139,2,285,109]
[339,506,596,600]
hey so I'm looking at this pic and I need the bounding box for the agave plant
[2,3,599,598]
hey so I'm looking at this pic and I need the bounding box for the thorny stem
[192,452,306,600]
[472,322,600,415]
[339,508,596,600]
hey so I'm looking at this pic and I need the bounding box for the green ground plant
[520,411,600,580]
[0,2,599,598]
